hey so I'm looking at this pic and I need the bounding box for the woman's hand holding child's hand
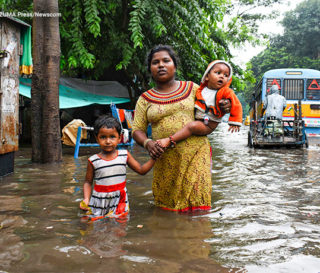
[146,140,165,159]
[156,138,171,149]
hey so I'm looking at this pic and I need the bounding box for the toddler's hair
[94,115,122,136]
[201,60,233,84]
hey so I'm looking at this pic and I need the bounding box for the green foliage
[129,0,146,49]
[58,0,284,94]
[224,0,281,48]
[282,0,320,59]
[116,44,134,70]
[0,0,33,24]
[84,0,101,38]
[250,45,320,79]
[4,0,283,100]
[248,0,320,81]
[243,0,320,105]
[60,0,101,70]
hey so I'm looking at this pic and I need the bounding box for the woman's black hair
[93,115,122,136]
[147,45,179,73]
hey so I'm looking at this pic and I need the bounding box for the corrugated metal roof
[2,16,31,27]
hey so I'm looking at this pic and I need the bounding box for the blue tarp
[19,78,130,109]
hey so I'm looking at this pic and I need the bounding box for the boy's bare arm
[173,120,219,140]
[157,98,231,148]
[80,161,94,210]
[127,151,155,175]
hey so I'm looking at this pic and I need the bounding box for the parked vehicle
[247,68,320,148]
[249,68,320,136]
[248,101,308,148]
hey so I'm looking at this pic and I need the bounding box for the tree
[282,0,320,59]
[31,0,61,163]
[59,0,231,91]
[57,0,281,97]
[4,0,284,148]
[4,0,282,95]
[224,0,282,47]
[243,0,320,101]
[250,45,320,80]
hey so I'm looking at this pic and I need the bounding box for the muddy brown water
[0,124,319,272]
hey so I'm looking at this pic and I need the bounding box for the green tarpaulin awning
[19,78,130,109]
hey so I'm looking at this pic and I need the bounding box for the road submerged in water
[0,124,319,272]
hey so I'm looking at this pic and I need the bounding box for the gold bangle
[143,138,152,148]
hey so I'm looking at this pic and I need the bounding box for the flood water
[1,124,320,272]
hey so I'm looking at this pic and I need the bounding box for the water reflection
[79,217,128,258]
[121,208,240,272]
[0,125,319,272]
[0,195,26,270]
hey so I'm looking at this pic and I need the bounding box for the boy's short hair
[94,115,122,136]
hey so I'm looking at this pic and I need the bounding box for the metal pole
[74,127,82,158]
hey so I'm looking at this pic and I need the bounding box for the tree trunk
[31,0,62,163]
[31,9,43,162]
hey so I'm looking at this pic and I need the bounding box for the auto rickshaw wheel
[248,131,253,148]
[305,135,309,148]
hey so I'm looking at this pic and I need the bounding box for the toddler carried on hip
[157,60,243,148]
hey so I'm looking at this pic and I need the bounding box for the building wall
[0,19,20,155]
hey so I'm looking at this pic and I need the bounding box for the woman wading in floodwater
[132,45,231,212]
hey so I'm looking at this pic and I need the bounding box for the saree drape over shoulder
[132,81,212,211]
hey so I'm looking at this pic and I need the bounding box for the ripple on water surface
[208,124,320,270]
[0,127,319,272]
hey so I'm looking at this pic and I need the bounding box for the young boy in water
[157,60,242,148]
[80,116,155,219]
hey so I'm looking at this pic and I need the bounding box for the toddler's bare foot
[156,137,171,148]
[228,125,240,133]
